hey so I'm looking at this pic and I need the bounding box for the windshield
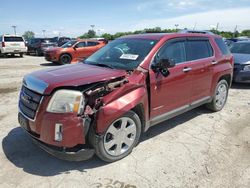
[61,40,77,48]
[230,43,250,54]
[84,38,158,70]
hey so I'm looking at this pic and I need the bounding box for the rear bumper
[1,47,27,54]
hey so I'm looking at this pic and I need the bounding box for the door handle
[211,61,218,65]
[183,67,192,72]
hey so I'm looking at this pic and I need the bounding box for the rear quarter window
[186,39,213,61]
[215,38,230,55]
[4,36,24,42]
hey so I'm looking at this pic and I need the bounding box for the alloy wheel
[104,117,137,156]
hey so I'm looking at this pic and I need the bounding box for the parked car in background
[44,39,106,64]
[90,37,109,44]
[52,37,71,46]
[18,32,233,162]
[27,38,58,56]
[0,35,27,57]
[230,41,250,83]
[224,39,235,47]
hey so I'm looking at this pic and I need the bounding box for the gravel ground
[0,55,249,188]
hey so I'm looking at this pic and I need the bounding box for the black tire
[59,54,72,64]
[35,49,42,56]
[19,53,23,57]
[206,79,229,112]
[93,110,142,162]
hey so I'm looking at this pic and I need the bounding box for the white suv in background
[0,35,27,57]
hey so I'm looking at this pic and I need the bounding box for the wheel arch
[95,87,149,135]
[218,74,232,87]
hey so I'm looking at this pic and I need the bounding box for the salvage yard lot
[0,56,249,188]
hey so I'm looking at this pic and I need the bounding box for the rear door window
[4,36,24,42]
[156,40,186,64]
[87,41,99,46]
[185,39,213,61]
[215,38,230,55]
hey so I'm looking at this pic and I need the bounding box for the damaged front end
[80,76,129,137]
[19,68,148,161]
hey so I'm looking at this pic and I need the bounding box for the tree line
[22,27,250,41]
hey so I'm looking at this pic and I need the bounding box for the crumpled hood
[24,63,126,95]
[233,53,250,65]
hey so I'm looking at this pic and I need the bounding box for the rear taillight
[2,42,5,47]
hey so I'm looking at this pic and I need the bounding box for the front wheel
[206,79,229,112]
[94,111,141,162]
[59,54,72,64]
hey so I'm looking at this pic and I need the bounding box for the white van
[0,35,27,57]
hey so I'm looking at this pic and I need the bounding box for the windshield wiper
[89,63,115,69]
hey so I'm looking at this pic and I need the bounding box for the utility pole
[174,24,179,31]
[215,23,219,32]
[193,22,197,30]
[42,30,46,38]
[11,25,17,35]
[234,25,238,38]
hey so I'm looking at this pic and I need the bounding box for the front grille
[19,86,43,120]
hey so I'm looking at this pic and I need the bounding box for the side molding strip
[149,96,211,127]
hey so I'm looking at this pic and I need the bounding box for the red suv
[18,33,233,162]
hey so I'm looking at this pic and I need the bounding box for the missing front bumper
[31,137,95,161]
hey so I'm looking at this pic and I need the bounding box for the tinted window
[87,41,99,46]
[4,36,24,42]
[156,40,186,64]
[0,36,2,41]
[75,42,86,48]
[230,43,250,54]
[215,38,230,55]
[186,39,213,61]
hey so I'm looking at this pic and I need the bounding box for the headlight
[243,65,250,71]
[47,90,84,114]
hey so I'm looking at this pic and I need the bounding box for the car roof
[2,35,22,37]
[235,40,250,44]
[76,39,101,42]
[120,33,220,40]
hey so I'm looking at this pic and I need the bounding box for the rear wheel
[19,53,23,57]
[94,111,141,162]
[206,79,229,111]
[59,54,72,64]
[35,49,42,56]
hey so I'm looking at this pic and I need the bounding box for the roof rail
[178,29,215,35]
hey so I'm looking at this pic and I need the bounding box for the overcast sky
[0,0,250,37]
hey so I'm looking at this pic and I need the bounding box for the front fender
[95,87,148,134]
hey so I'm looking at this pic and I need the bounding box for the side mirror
[151,58,175,77]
